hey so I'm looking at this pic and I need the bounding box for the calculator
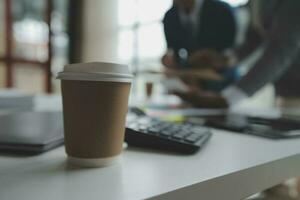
[125,108,212,154]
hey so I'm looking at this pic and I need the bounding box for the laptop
[0,111,64,154]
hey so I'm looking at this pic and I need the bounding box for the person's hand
[188,49,230,69]
[173,89,229,108]
[161,51,177,69]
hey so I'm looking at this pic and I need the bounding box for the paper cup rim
[63,62,131,75]
[56,72,133,83]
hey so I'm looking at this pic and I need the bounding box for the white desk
[1,129,300,200]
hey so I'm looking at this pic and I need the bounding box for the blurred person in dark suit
[173,1,300,198]
[162,0,239,92]
[174,0,300,109]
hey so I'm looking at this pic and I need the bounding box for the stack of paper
[0,89,34,110]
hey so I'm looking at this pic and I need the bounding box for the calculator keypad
[126,116,210,144]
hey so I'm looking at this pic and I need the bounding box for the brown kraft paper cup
[61,80,131,167]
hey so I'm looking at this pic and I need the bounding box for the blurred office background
[0,0,273,106]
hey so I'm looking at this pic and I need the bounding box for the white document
[0,89,34,108]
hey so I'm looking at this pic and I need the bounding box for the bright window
[118,0,172,72]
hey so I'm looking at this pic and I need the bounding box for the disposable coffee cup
[57,62,132,167]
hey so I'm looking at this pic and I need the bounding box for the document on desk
[0,89,34,109]
[146,108,227,118]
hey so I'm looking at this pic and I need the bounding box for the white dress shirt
[222,86,248,106]
[178,0,204,31]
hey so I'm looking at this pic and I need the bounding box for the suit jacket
[236,0,300,97]
[163,0,236,55]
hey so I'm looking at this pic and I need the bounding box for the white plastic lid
[56,62,133,83]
